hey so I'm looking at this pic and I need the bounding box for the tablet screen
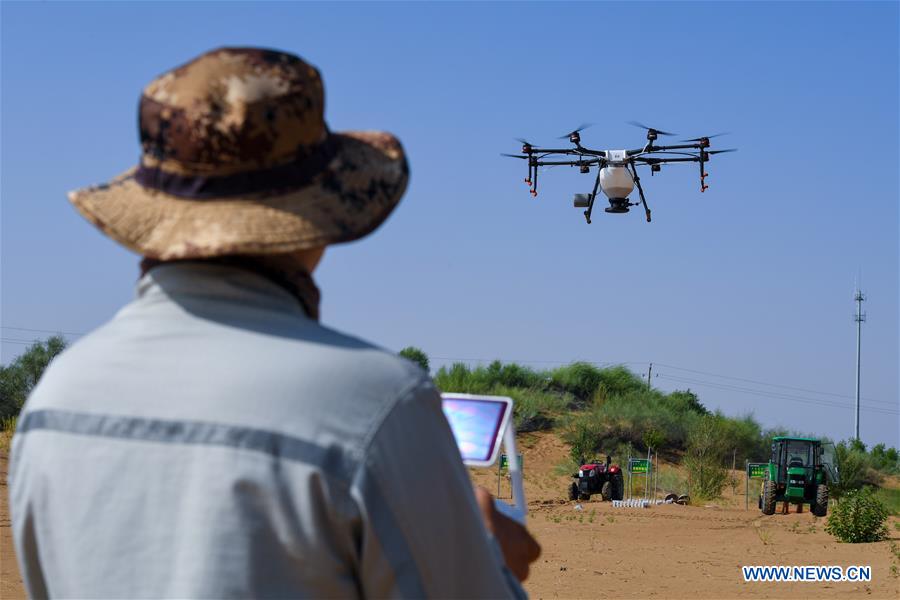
[441,395,511,465]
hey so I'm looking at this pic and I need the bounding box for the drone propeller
[514,137,537,154]
[500,153,529,159]
[706,148,738,155]
[627,121,677,136]
[680,132,730,142]
[557,123,593,140]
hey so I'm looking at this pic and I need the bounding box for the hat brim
[68,131,409,260]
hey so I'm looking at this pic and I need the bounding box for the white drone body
[597,150,635,200]
[506,123,735,224]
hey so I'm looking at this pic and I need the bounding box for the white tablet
[440,393,513,467]
[441,393,527,524]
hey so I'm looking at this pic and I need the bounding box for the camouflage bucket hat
[69,47,409,260]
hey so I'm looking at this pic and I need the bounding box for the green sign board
[499,454,523,470]
[629,458,650,474]
[747,463,768,479]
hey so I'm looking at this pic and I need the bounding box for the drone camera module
[573,193,591,208]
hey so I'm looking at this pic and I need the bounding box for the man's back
[10,263,520,598]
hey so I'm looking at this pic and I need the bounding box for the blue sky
[2,1,897,447]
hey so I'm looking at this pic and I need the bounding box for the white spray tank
[598,150,634,200]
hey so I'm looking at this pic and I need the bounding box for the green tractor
[759,437,839,516]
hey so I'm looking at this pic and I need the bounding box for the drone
[503,122,736,224]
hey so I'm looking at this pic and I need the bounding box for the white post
[503,424,526,523]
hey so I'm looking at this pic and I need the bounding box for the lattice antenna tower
[853,287,866,441]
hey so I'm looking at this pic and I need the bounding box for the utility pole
[853,288,866,441]
[646,362,653,390]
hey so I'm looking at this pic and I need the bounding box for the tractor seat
[788,458,804,467]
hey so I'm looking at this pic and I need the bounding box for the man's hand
[474,487,541,582]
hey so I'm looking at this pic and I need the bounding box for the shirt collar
[137,262,311,318]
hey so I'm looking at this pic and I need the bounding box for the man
[10,47,539,598]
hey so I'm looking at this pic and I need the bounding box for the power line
[652,361,893,406]
[1,337,57,344]
[1,326,84,337]
[656,373,898,416]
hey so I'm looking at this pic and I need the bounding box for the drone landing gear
[582,163,605,224]
[628,161,652,223]
[699,150,709,192]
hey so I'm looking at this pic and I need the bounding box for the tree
[684,415,730,499]
[398,346,429,373]
[0,336,67,422]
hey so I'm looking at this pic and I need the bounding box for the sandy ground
[473,432,900,599]
[1,451,23,600]
[2,435,899,599]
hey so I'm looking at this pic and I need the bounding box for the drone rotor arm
[534,158,602,166]
[631,151,709,164]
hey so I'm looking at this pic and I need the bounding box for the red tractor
[568,455,625,502]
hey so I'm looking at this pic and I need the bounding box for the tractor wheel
[601,481,612,501]
[568,483,579,501]
[761,480,776,515]
[812,484,828,517]
[612,473,625,501]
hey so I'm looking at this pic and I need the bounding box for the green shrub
[825,488,889,543]
[718,414,768,465]
[398,346,429,372]
[491,385,569,432]
[643,427,665,451]
[661,389,708,416]
[871,487,900,516]
[549,362,605,402]
[870,443,900,475]
[433,361,546,394]
[563,419,604,463]
[0,415,17,452]
[433,362,566,432]
[656,468,689,496]
[684,415,730,499]
[832,442,883,497]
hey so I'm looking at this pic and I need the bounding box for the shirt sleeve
[349,377,526,599]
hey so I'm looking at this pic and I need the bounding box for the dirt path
[2,436,898,599]
[1,453,24,600]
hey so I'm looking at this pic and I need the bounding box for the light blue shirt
[10,263,524,599]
